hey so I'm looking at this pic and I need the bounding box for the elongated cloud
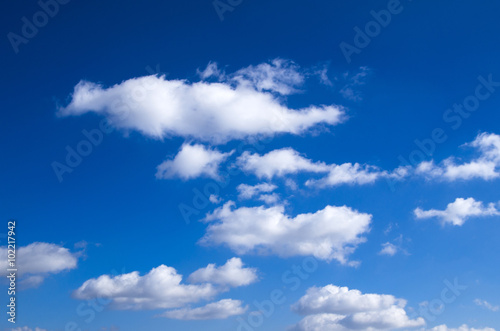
[59,60,346,144]
[200,202,371,264]
[417,132,500,181]
[237,183,278,199]
[156,143,233,180]
[474,298,499,312]
[237,147,407,186]
[160,299,247,320]
[73,258,257,311]
[289,285,424,331]
[414,197,500,226]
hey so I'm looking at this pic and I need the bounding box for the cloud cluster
[200,202,371,264]
[0,242,78,288]
[417,133,500,181]
[289,285,424,331]
[59,60,345,144]
[414,197,500,226]
[73,258,256,319]
[156,143,233,180]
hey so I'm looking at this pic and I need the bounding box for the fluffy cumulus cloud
[0,242,78,288]
[160,299,247,320]
[414,197,500,226]
[417,132,500,181]
[59,59,346,144]
[188,257,258,288]
[237,148,407,187]
[156,143,233,180]
[200,202,371,264]
[289,285,424,331]
[73,258,256,312]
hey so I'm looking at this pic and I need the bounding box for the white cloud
[237,183,278,204]
[291,285,404,315]
[339,67,371,102]
[160,299,247,320]
[237,183,277,199]
[0,242,78,287]
[156,143,233,180]
[426,325,496,331]
[59,60,346,144]
[379,242,398,256]
[414,197,500,226]
[200,202,371,264]
[230,58,305,95]
[74,265,218,310]
[292,285,425,331]
[306,163,407,187]
[209,194,222,204]
[197,62,222,80]
[188,257,258,288]
[474,298,499,312]
[289,285,424,331]
[237,148,330,179]
[19,275,45,289]
[237,147,407,187]
[417,133,500,181]
[258,193,280,205]
[74,259,256,310]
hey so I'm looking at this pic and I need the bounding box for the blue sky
[1,0,500,330]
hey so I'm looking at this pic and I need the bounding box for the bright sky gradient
[1,0,500,330]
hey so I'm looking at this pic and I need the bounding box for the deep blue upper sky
[1,1,500,330]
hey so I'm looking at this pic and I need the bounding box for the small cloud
[156,143,233,181]
[197,62,223,80]
[474,298,499,311]
[209,195,222,204]
[339,66,371,101]
[379,242,398,256]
